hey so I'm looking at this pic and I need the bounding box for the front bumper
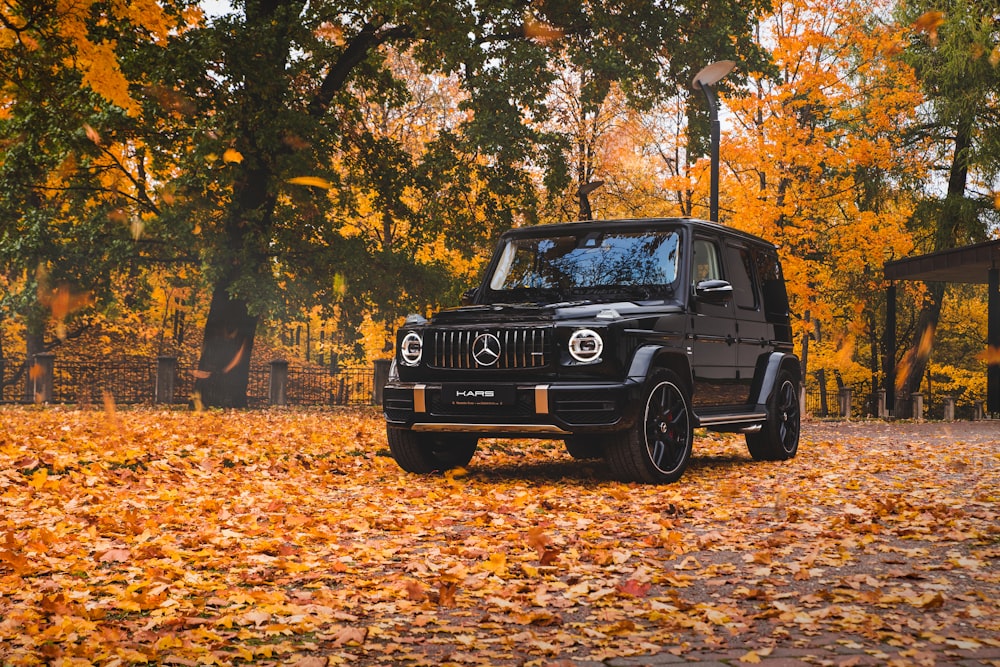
[383,380,644,438]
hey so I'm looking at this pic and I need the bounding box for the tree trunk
[194,280,258,408]
[894,114,973,416]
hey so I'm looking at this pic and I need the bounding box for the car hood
[429,300,683,326]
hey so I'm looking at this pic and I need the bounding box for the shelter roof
[884,239,1000,284]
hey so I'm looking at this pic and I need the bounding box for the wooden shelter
[884,239,1000,416]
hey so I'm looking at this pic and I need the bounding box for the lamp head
[693,60,736,90]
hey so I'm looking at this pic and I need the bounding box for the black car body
[384,218,801,483]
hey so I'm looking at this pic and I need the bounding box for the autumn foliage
[1,408,997,665]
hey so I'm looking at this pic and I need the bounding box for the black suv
[383,218,801,483]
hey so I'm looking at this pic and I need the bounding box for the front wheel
[605,369,693,484]
[564,435,606,460]
[746,370,800,461]
[386,428,478,473]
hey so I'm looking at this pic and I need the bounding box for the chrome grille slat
[429,328,551,370]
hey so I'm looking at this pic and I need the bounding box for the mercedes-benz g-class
[383,218,801,483]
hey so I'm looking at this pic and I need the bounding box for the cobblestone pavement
[566,420,1000,667]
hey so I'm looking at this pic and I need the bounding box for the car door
[724,241,769,404]
[688,236,740,407]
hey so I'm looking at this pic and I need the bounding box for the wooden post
[269,359,289,406]
[942,396,955,422]
[32,353,55,404]
[911,393,924,421]
[156,356,177,405]
[838,387,852,419]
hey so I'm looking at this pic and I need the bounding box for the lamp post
[693,60,735,223]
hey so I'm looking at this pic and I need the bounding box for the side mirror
[695,279,733,303]
[461,288,479,306]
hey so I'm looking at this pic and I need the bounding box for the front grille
[428,328,552,370]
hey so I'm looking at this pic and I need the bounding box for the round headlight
[568,329,604,363]
[400,332,423,366]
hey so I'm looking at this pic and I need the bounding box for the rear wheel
[746,369,800,461]
[605,369,693,484]
[386,428,478,473]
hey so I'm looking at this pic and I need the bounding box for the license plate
[443,384,515,406]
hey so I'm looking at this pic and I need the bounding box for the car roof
[500,217,777,250]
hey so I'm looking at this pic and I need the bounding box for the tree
[0,0,177,397]
[891,0,1000,414]
[722,0,928,411]
[131,0,773,406]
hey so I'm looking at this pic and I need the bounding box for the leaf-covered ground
[1,407,997,666]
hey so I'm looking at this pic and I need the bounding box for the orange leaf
[617,579,652,597]
[977,345,1000,365]
[222,341,247,374]
[223,148,244,164]
[287,176,332,189]
[99,548,132,563]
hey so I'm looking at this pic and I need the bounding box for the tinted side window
[725,244,758,310]
[692,238,723,284]
[755,251,790,321]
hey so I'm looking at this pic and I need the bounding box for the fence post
[838,387,852,419]
[269,359,289,406]
[973,400,984,421]
[911,392,924,421]
[942,395,955,422]
[373,359,391,405]
[156,356,177,405]
[32,353,55,404]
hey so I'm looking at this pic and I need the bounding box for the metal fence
[0,356,377,407]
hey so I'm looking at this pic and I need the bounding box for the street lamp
[693,60,735,223]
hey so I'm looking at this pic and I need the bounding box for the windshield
[487,229,681,299]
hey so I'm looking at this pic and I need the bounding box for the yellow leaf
[287,176,333,189]
[28,468,48,490]
[481,552,507,575]
[223,149,244,164]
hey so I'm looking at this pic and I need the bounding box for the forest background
[0,0,998,410]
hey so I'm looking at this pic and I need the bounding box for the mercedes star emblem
[472,332,502,366]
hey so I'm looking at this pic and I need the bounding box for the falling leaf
[222,341,247,374]
[977,345,1000,365]
[524,15,563,43]
[223,148,244,164]
[912,10,945,45]
[287,176,333,189]
[83,123,102,145]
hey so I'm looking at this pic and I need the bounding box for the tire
[386,427,478,473]
[605,369,693,484]
[746,369,800,461]
[564,435,606,460]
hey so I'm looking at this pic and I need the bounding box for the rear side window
[755,251,790,321]
[725,244,758,310]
